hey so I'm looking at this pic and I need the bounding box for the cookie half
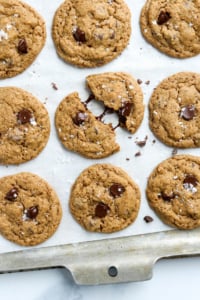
[86,72,144,134]
[149,72,200,148]
[52,0,131,67]
[146,155,200,229]
[55,92,120,159]
[0,0,46,78]
[0,87,50,165]
[0,172,62,246]
[70,164,141,233]
[140,0,200,58]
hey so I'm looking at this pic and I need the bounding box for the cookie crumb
[172,148,178,156]
[137,79,143,85]
[51,82,58,90]
[145,80,150,85]
[128,136,132,139]
[136,135,148,147]
[135,151,141,157]
[144,215,153,223]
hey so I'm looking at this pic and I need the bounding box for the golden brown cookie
[149,72,200,148]
[0,172,62,246]
[55,92,120,159]
[52,0,131,67]
[0,0,46,79]
[70,164,141,233]
[146,155,200,229]
[0,87,50,165]
[86,72,144,134]
[140,0,200,58]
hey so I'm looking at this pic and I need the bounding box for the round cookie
[86,72,144,134]
[140,0,200,58]
[0,87,50,165]
[0,0,46,79]
[149,72,200,148]
[0,172,62,246]
[55,92,120,159]
[146,155,200,229]
[52,0,131,67]
[70,164,141,233]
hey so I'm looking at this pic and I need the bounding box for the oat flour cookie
[149,72,200,148]
[0,0,46,79]
[140,0,200,58]
[0,172,62,246]
[52,0,131,67]
[86,72,144,133]
[55,92,119,158]
[0,87,50,164]
[70,164,141,233]
[146,155,200,229]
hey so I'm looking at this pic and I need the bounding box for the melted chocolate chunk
[17,109,32,124]
[5,188,19,201]
[26,206,39,219]
[157,11,171,25]
[17,38,28,54]
[161,191,175,202]
[73,27,86,43]
[118,102,133,124]
[73,112,87,126]
[109,183,125,198]
[95,202,110,218]
[180,105,196,121]
[183,174,198,187]
[144,216,154,223]
[96,107,114,121]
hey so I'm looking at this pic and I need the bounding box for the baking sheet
[0,0,200,254]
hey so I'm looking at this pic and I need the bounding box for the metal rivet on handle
[108,266,118,277]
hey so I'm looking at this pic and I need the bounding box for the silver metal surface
[1,228,200,285]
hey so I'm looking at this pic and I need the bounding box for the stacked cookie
[1,0,200,248]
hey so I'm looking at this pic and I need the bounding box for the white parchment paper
[0,0,200,254]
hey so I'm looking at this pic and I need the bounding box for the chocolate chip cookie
[0,172,62,246]
[146,155,200,229]
[52,0,131,67]
[70,164,141,233]
[0,0,46,79]
[55,92,120,159]
[140,0,200,58]
[149,72,200,148]
[86,72,144,134]
[0,87,50,164]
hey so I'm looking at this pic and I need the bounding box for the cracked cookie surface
[146,155,200,229]
[86,72,144,134]
[0,87,50,164]
[55,92,120,159]
[0,172,62,246]
[70,164,140,233]
[140,0,200,58]
[149,72,200,148]
[52,0,131,67]
[0,0,46,78]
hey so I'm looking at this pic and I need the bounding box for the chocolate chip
[26,206,38,219]
[157,11,171,25]
[73,112,87,126]
[161,191,175,202]
[118,102,133,124]
[180,105,196,121]
[51,82,58,90]
[137,79,143,85]
[73,27,86,43]
[183,174,198,187]
[144,216,154,223]
[5,188,19,201]
[135,151,141,157]
[109,183,125,198]
[95,202,110,218]
[17,109,32,124]
[17,38,28,54]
